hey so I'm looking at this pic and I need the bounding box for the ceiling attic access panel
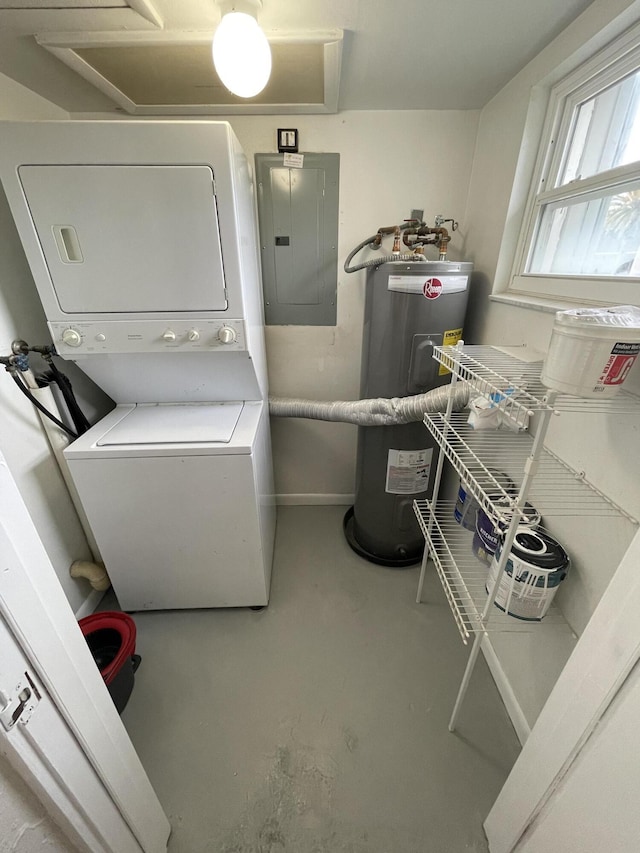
[36,33,343,115]
[18,165,227,314]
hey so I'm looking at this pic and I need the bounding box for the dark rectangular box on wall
[255,153,339,326]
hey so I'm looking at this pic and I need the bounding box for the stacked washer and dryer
[0,121,275,611]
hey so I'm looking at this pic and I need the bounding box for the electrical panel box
[255,153,339,326]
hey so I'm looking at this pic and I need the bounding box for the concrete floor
[119,506,520,853]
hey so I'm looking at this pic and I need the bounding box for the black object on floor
[79,612,141,714]
[343,506,421,568]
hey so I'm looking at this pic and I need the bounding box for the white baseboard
[276,494,355,506]
[482,635,531,746]
[74,587,107,620]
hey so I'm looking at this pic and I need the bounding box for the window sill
[489,292,615,314]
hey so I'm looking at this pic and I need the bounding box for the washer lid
[97,403,244,446]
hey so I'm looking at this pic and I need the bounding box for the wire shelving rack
[414,343,640,732]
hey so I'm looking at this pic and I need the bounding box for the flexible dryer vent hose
[269,383,469,426]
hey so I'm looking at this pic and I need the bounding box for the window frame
[509,23,640,306]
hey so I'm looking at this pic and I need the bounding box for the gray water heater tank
[344,260,472,566]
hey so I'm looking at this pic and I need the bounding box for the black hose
[42,361,91,434]
[11,373,78,439]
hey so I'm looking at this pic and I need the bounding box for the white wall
[462,0,640,635]
[69,108,479,500]
[0,73,100,614]
[1,104,480,550]
[223,111,479,499]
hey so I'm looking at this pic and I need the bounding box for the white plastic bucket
[486,528,569,621]
[541,305,640,398]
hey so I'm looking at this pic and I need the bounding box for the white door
[0,613,144,852]
[485,529,640,852]
[0,454,170,852]
[512,659,640,852]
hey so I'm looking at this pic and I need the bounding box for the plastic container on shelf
[541,305,640,398]
[472,496,541,564]
[485,527,569,621]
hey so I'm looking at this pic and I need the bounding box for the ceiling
[0,0,598,114]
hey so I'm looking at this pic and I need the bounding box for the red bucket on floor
[79,612,141,714]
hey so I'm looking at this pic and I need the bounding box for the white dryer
[65,402,274,611]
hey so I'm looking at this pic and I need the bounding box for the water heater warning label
[439,327,463,375]
[385,448,433,495]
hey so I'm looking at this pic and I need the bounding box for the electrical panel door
[255,153,339,325]
[18,165,227,314]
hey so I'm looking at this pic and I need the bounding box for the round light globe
[212,11,272,99]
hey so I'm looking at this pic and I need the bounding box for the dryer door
[18,165,227,314]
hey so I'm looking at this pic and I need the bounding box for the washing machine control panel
[49,319,246,355]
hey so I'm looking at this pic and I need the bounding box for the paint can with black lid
[486,527,569,621]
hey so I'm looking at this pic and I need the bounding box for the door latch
[0,673,40,731]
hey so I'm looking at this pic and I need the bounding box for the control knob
[218,326,237,345]
[61,328,82,348]
[187,329,200,342]
[162,329,176,342]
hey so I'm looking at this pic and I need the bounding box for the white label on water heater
[385,448,433,495]
[387,274,468,295]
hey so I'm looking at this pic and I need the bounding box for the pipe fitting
[415,226,451,260]
[402,228,418,247]
[70,560,111,592]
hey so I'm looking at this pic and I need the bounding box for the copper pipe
[416,226,451,260]
[372,221,452,258]
[373,224,397,249]
[402,228,418,247]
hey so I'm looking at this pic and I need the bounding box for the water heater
[344,260,472,566]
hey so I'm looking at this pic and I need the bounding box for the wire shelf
[417,344,639,731]
[423,412,638,524]
[553,386,640,414]
[434,345,552,429]
[414,500,571,644]
[434,344,640,425]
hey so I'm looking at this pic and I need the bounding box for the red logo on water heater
[423,278,443,299]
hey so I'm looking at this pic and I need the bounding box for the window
[511,26,640,305]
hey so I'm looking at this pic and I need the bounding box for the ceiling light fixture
[213,0,272,99]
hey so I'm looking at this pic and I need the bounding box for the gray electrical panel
[255,153,339,325]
